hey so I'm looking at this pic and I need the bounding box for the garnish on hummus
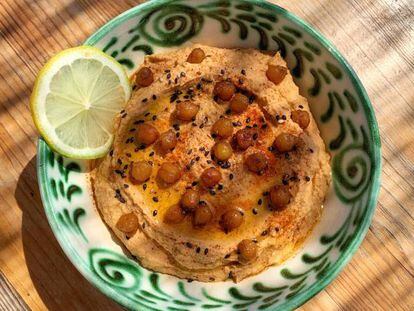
[92,44,331,282]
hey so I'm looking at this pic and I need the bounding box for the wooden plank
[0,0,412,310]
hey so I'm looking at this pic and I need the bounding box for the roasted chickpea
[136,123,159,146]
[212,118,233,138]
[291,110,310,129]
[266,64,287,85]
[269,185,291,210]
[193,202,214,227]
[238,239,258,263]
[181,189,200,211]
[214,81,236,101]
[213,141,233,161]
[235,128,256,150]
[129,161,152,184]
[157,162,181,184]
[164,204,185,224]
[176,101,199,121]
[229,93,249,113]
[135,67,154,87]
[116,212,139,235]
[273,133,298,153]
[245,152,268,173]
[200,168,222,188]
[187,48,205,64]
[221,209,244,232]
[159,130,177,153]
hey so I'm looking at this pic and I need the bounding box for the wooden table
[0,0,413,310]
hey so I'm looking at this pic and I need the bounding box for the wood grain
[0,0,413,310]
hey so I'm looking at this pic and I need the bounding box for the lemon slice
[31,46,131,159]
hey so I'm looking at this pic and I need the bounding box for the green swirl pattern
[37,1,380,310]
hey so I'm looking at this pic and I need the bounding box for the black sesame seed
[224,254,231,259]
[149,151,155,157]
[268,146,274,152]
[180,72,186,77]
[209,189,216,196]
[195,156,200,161]
[166,73,171,79]
[206,160,212,164]
[196,247,201,253]
[165,69,171,73]
[192,122,197,127]
[249,95,255,103]
[253,208,258,215]
[282,115,286,120]
[212,133,217,139]
[153,197,159,202]
[299,105,304,109]
[143,184,147,190]
[117,158,122,165]
[253,124,258,128]
[253,133,258,140]
[309,148,314,153]
[199,124,205,129]
[263,191,269,196]
[176,132,180,138]
[305,176,311,181]
[109,150,114,157]
[124,184,129,189]
[152,94,157,100]
[186,242,193,248]
[218,184,223,190]
[153,210,158,216]
[258,199,263,205]
[238,78,244,84]
[129,128,136,132]
[276,115,280,121]
[152,115,157,121]
[121,113,127,118]
[229,173,234,180]
[261,230,268,236]
[192,181,198,187]
[204,248,209,255]
[241,69,246,75]
[220,69,225,75]
[187,149,193,155]
[261,123,268,129]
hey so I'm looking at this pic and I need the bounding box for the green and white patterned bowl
[36,0,381,310]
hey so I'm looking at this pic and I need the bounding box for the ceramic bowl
[37,0,381,310]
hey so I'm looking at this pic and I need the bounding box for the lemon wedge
[31,46,131,159]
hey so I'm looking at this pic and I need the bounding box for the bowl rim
[37,0,382,310]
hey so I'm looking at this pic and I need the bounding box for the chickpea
[157,162,181,184]
[212,118,233,138]
[176,101,199,121]
[187,48,205,64]
[214,81,236,101]
[193,202,214,227]
[129,161,152,184]
[235,128,256,150]
[221,209,243,232]
[135,67,154,87]
[273,133,298,153]
[116,212,139,236]
[229,93,249,113]
[291,110,310,129]
[200,167,222,188]
[159,130,177,153]
[213,141,233,161]
[181,189,200,211]
[136,123,159,146]
[164,204,185,224]
[245,152,268,173]
[266,64,287,85]
[238,239,258,263]
[269,185,291,210]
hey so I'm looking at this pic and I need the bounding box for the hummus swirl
[92,45,331,282]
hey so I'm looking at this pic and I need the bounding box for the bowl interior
[37,0,381,310]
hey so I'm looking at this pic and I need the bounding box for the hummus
[92,45,331,282]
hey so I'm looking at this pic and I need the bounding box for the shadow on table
[15,156,122,311]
